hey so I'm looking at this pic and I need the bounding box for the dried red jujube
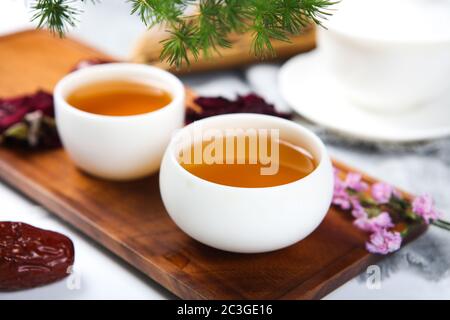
[0,222,74,291]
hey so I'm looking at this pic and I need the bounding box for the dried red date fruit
[0,222,74,291]
[186,93,292,124]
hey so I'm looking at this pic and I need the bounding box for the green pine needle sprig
[31,0,81,37]
[30,0,337,67]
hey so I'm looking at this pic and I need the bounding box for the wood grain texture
[0,30,426,300]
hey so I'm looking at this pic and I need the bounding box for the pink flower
[350,198,367,219]
[333,170,353,210]
[366,229,402,255]
[354,212,394,233]
[345,173,368,192]
[332,189,352,210]
[333,170,367,211]
[371,182,395,204]
[412,194,441,224]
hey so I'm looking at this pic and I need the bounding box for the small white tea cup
[319,0,450,112]
[54,63,185,180]
[159,114,333,253]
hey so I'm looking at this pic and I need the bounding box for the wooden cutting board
[0,30,425,299]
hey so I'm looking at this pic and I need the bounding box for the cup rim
[165,113,329,191]
[53,63,185,121]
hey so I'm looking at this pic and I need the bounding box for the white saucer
[279,50,450,143]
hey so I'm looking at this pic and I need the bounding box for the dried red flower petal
[0,91,54,133]
[0,97,29,134]
[0,222,75,291]
[0,91,60,148]
[186,94,292,124]
[29,90,55,117]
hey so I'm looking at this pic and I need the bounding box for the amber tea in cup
[67,80,172,116]
[179,134,316,188]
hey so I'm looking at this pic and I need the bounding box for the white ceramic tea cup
[54,63,185,180]
[159,114,333,253]
[319,0,450,112]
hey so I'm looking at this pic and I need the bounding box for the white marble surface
[1,0,449,300]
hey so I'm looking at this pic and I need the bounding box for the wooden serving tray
[0,30,425,299]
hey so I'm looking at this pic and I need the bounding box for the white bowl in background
[54,63,185,180]
[320,0,450,112]
[159,114,334,253]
